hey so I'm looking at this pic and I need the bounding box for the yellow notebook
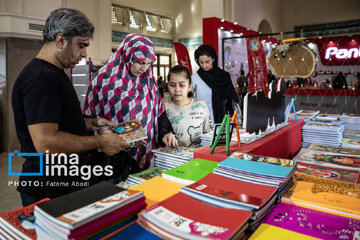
[290,180,360,216]
[129,176,186,207]
[249,224,319,240]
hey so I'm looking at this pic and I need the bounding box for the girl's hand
[162,133,178,147]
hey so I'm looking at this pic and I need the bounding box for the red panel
[194,120,304,161]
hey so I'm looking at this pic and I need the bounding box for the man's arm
[28,122,129,156]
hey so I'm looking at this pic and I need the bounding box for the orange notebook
[129,176,186,207]
[290,173,360,216]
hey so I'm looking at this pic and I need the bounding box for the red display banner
[246,38,268,95]
[173,42,193,74]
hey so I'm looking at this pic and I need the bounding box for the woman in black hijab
[191,44,239,124]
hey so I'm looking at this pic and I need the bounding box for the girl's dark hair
[167,65,193,97]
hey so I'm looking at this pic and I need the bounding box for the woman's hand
[162,132,178,147]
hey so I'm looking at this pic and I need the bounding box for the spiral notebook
[182,173,277,209]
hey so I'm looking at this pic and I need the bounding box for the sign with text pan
[310,35,360,66]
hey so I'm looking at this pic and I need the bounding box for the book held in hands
[96,119,147,143]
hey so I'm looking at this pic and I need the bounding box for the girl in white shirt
[163,65,212,147]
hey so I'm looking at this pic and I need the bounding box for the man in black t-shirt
[12,8,139,206]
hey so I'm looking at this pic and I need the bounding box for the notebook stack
[180,173,278,231]
[138,192,252,240]
[343,129,360,140]
[34,181,146,240]
[251,202,360,239]
[301,120,344,147]
[281,172,360,220]
[152,146,203,170]
[296,161,360,184]
[161,158,218,185]
[0,198,49,240]
[289,109,319,121]
[294,148,360,171]
[125,166,164,186]
[342,138,360,149]
[199,131,213,146]
[308,143,360,155]
[199,125,244,146]
[314,113,341,122]
[340,113,360,130]
[214,152,296,197]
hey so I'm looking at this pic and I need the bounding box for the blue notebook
[218,153,295,179]
[105,222,162,240]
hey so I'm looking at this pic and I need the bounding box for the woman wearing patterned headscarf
[192,44,239,124]
[83,34,177,175]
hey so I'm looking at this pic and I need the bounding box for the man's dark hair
[43,8,94,44]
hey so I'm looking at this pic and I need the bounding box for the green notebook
[161,158,218,185]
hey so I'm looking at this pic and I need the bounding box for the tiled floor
[0,152,23,213]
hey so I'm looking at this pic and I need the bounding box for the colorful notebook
[35,181,144,230]
[260,202,360,240]
[296,162,360,183]
[129,176,186,207]
[126,167,164,185]
[183,173,278,209]
[152,146,204,160]
[314,113,341,122]
[289,173,360,216]
[96,119,147,143]
[139,192,252,240]
[308,144,360,155]
[219,152,295,179]
[162,158,218,185]
[294,148,360,170]
[0,198,49,240]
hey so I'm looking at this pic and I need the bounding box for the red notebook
[140,192,252,240]
[0,198,50,240]
[184,173,278,209]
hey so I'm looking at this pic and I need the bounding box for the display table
[194,120,304,161]
[285,88,360,114]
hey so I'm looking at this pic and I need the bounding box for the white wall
[234,0,283,33]
[282,0,360,32]
[175,0,202,39]
[0,0,61,17]
[232,0,360,35]
[67,0,112,65]
[22,0,62,17]
[202,0,223,19]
